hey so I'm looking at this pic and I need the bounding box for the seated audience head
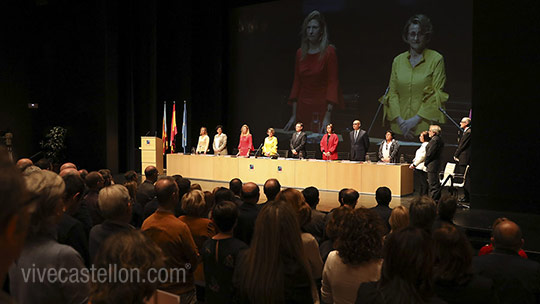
[90,230,164,304]
[302,186,320,209]
[99,169,113,186]
[181,189,207,217]
[190,183,202,191]
[211,201,238,233]
[0,149,31,284]
[24,170,65,238]
[154,176,179,209]
[437,194,457,222]
[326,206,352,241]
[144,166,158,183]
[215,187,235,204]
[203,191,215,217]
[238,200,312,303]
[342,188,359,209]
[380,226,434,302]
[492,219,524,252]
[336,208,384,265]
[86,171,105,192]
[229,178,243,196]
[16,158,33,172]
[123,181,138,204]
[175,177,191,200]
[22,165,41,176]
[432,223,473,283]
[276,188,311,226]
[36,158,52,171]
[375,186,392,206]
[241,182,260,205]
[409,195,437,231]
[60,162,77,172]
[124,170,138,183]
[389,205,409,233]
[98,184,132,222]
[338,188,348,206]
[79,169,89,180]
[63,173,86,215]
[263,178,281,201]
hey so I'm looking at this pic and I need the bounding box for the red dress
[289,46,344,131]
[320,133,339,160]
[238,134,254,157]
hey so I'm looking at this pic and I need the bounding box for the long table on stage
[166,154,413,196]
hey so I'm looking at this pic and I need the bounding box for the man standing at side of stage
[349,120,370,161]
[290,122,307,159]
[424,125,444,201]
[454,117,471,202]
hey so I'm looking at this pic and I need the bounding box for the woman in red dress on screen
[284,10,343,133]
[320,124,338,160]
[237,124,254,157]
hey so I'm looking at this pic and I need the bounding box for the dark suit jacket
[425,135,445,173]
[378,140,400,163]
[350,129,370,161]
[89,220,134,262]
[234,203,259,245]
[302,209,326,244]
[136,180,156,207]
[454,127,471,166]
[370,204,392,232]
[57,214,90,267]
[473,248,540,303]
[290,131,307,158]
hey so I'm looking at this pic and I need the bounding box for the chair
[277,149,289,158]
[366,152,377,162]
[306,151,316,159]
[439,162,457,187]
[337,152,350,160]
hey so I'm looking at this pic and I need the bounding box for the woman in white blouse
[409,131,430,195]
[196,127,210,154]
[213,125,228,155]
[378,130,400,163]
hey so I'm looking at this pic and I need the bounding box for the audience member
[60,162,77,172]
[22,165,41,175]
[433,224,496,303]
[388,205,409,234]
[57,173,90,266]
[356,227,443,304]
[202,201,248,304]
[257,178,281,211]
[191,183,202,191]
[276,188,323,281]
[142,176,198,303]
[322,208,384,304]
[409,195,437,233]
[342,188,359,209]
[371,186,393,232]
[234,201,316,303]
[433,194,458,230]
[320,207,352,263]
[35,158,52,170]
[174,177,192,217]
[234,182,260,245]
[478,217,528,258]
[203,191,216,218]
[179,190,216,287]
[124,180,143,228]
[473,220,540,303]
[324,188,350,228]
[215,187,235,204]
[83,171,106,226]
[123,170,138,184]
[9,170,89,303]
[0,149,30,303]
[136,165,158,207]
[302,186,326,243]
[79,169,89,180]
[229,178,244,206]
[59,167,79,177]
[90,230,164,304]
[89,184,134,262]
[16,157,33,172]
[98,168,114,186]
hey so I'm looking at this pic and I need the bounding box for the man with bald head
[137,165,158,208]
[60,162,77,172]
[16,158,33,172]
[234,182,260,245]
[350,120,370,161]
[473,220,540,303]
[142,177,198,303]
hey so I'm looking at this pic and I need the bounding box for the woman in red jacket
[320,124,338,160]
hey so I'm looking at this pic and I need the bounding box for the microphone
[254,142,264,158]
[145,131,151,136]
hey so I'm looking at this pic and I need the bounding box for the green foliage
[40,126,67,164]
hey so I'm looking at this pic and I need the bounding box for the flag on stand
[170,101,178,153]
[182,100,187,153]
[162,102,168,155]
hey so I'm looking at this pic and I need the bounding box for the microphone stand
[438,107,463,132]
[254,142,264,158]
[368,86,389,135]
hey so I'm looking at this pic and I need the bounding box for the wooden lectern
[140,136,164,176]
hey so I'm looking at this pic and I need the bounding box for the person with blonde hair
[388,205,409,234]
[262,128,278,157]
[237,124,254,157]
[285,10,343,133]
[196,127,210,154]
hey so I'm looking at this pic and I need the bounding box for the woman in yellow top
[196,127,210,154]
[382,14,449,139]
[262,128,278,157]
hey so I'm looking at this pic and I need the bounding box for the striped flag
[182,100,187,153]
[162,102,168,154]
[170,101,178,153]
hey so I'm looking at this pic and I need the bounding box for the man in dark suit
[454,117,472,202]
[473,220,540,303]
[290,122,307,159]
[424,125,445,201]
[350,120,370,161]
[136,166,158,207]
[370,186,392,232]
[234,182,260,245]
